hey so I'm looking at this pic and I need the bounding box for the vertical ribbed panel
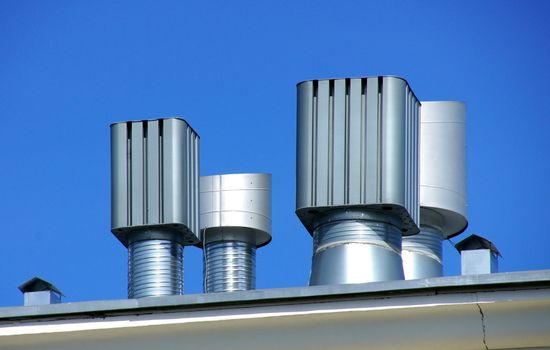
[204,241,256,292]
[128,239,183,298]
[111,118,200,246]
[296,77,419,233]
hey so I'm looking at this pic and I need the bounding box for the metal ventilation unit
[18,277,63,306]
[200,173,272,292]
[111,118,200,298]
[296,77,420,285]
[455,234,500,275]
[402,102,468,279]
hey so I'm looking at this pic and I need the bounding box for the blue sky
[0,0,549,306]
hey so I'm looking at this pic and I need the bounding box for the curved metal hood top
[420,101,468,238]
[200,173,272,247]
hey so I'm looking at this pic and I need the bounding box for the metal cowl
[110,117,200,298]
[200,173,272,292]
[402,102,468,280]
[296,77,420,285]
[418,101,467,238]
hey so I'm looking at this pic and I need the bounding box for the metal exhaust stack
[402,102,468,279]
[111,118,200,298]
[296,77,420,285]
[200,173,272,292]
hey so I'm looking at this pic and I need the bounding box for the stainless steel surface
[461,249,499,275]
[420,102,467,238]
[401,102,467,278]
[402,225,443,279]
[200,173,271,292]
[128,239,183,298]
[23,292,61,306]
[296,77,420,235]
[111,118,200,247]
[204,241,256,292]
[200,173,272,246]
[309,210,404,285]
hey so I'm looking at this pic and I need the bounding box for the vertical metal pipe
[402,225,443,279]
[309,210,404,285]
[128,239,183,298]
[204,241,256,292]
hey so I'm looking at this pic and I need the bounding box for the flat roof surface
[2,269,550,322]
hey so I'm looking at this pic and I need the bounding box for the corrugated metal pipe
[128,238,183,298]
[204,238,256,292]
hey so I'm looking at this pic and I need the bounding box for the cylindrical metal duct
[296,77,421,285]
[402,101,468,279]
[110,118,200,298]
[128,239,183,298]
[200,173,272,293]
[204,241,256,292]
[310,211,404,285]
[401,225,442,279]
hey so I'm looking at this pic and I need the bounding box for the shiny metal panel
[146,121,160,224]
[296,77,420,235]
[402,102,468,278]
[309,210,404,285]
[128,239,183,298]
[23,291,61,306]
[332,79,346,204]
[420,101,467,237]
[200,173,272,247]
[402,225,443,279]
[110,117,200,247]
[310,243,404,285]
[204,241,256,292]
[348,79,363,204]
[461,249,499,275]
[110,123,128,231]
[365,77,380,204]
[380,77,406,206]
